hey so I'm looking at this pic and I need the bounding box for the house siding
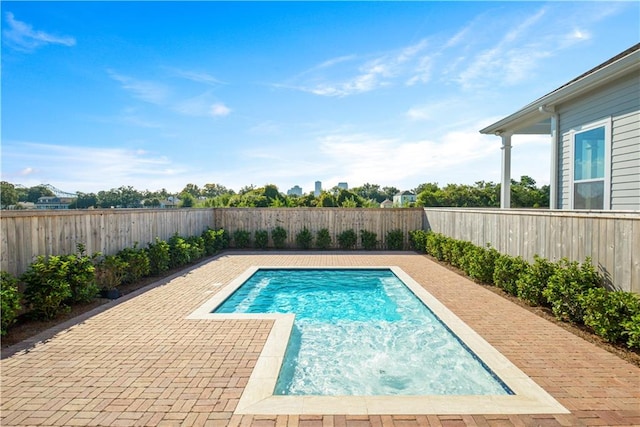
[557,72,639,210]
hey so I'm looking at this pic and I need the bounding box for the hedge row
[231,226,406,251]
[409,230,640,350]
[0,228,229,335]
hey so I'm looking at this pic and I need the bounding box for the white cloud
[1,141,189,193]
[282,39,434,97]
[108,70,170,105]
[169,68,225,86]
[210,103,231,117]
[3,12,76,52]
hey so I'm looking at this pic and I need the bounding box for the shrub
[451,240,475,272]
[408,230,428,253]
[465,244,499,284]
[493,255,529,296]
[360,230,378,250]
[295,227,313,249]
[186,236,205,261]
[117,243,150,284]
[426,232,446,261]
[65,244,100,304]
[254,229,269,249]
[22,255,72,320]
[168,233,193,267]
[95,255,127,290]
[316,228,332,250]
[516,255,556,307]
[385,229,404,250]
[147,237,170,275]
[272,226,287,249]
[233,229,251,249]
[623,313,640,350]
[337,229,357,250]
[201,228,228,255]
[581,288,640,343]
[543,257,601,323]
[1,271,21,335]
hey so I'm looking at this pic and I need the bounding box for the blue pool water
[214,269,512,396]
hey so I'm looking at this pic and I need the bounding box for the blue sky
[2,1,638,195]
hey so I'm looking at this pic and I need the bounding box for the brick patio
[2,253,639,426]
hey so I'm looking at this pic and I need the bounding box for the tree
[26,185,54,203]
[73,192,98,209]
[180,193,195,208]
[352,183,384,203]
[181,183,201,198]
[202,183,231,198]
[381,186,400,201]
[0,181,18,207]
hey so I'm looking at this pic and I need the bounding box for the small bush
[451,240,475,272]
[360,230,378,250]
[117,243,150,284]
[186,236,205,261]
[201,228,228,255]
[386,229,405,250]
[316,228,332,250]
[295,227,313,249]
[426,232,446,261]
[233,229,251,249]
[581,288,640,343]
[493,255,529,296]
[272,226,287,249]
[408,230,428,253]
[543,257,600,323]
[168,233,193,267]
[95,255,127,290]
[65,244,100,304]
[623,313,640,350]
[254,230,269,249]
[22,255,72,320]
[516,255,556,307]
[465,244,499,284]
[148,237,170,275]
[1,271,21,335]
[337,229,357,250]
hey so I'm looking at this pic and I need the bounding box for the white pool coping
[187,266,569,415]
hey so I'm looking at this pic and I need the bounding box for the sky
[2,1,638,195]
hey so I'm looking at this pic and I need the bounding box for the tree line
[1,176,549,209]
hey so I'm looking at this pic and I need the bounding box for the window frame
[568,117,612,210]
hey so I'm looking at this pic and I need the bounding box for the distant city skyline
[2,2,638,194]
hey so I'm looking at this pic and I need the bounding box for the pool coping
[187,266,569,415]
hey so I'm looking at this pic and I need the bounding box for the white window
[569,118,611,210]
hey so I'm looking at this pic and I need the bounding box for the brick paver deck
[2,253,639,426]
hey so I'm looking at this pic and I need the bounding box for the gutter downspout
[539,105,559,209]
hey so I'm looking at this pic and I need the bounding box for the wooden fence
[0,208,424,277]
[0,209,216,276]
[213,208,424,250]
[423,208,640,293]
[3,207,637,293]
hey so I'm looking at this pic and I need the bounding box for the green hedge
[409,229,640,351]
[1,227,230,334]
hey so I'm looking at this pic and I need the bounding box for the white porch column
[500,133,512,209]
[548,114,559,209]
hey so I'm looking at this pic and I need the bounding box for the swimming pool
[214,268,511,396]
[188,266,568,415]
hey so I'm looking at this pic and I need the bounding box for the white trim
[568,117,612,210]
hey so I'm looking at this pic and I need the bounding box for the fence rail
[423,208,639,293]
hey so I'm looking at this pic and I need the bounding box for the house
[393,191,416,207]
[380,199,393,208]
[481,43,639,210]
[36,196,74,210]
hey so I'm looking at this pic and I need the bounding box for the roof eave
[480,49,640,136]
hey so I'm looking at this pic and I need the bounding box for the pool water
[214,268,512,396]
